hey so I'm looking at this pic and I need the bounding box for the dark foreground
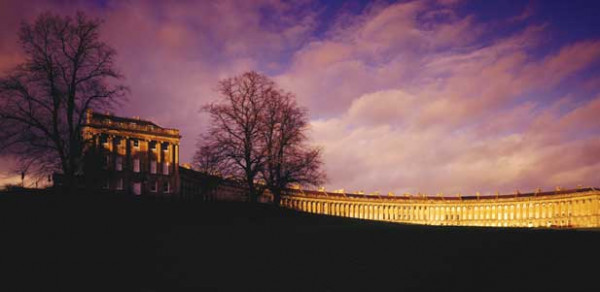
[1,192,598,291]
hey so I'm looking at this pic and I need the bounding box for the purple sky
[1,0,600,195]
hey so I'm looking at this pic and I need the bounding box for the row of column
[101,135,177,162]
[99,135,178,173]
[280,196,600,228]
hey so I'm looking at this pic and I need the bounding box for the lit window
[133,182,141,195]
[133,158,140,173]
[115,156,122,171]
[116,178,123,190]
[150,160,157,174]
[163,162,169,175]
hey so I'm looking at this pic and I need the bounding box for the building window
[133,139,139,148]
[163,182,170,193]
[116,178,123,190]
[115,156,123,171]
[133,158,140,173]
[100,134,108,145]
[150,160,157,174]
[162,143,169,151]
[163,162,169,175]
[150,181,157,192]
[133,182,141,196]
[150,141,156,150]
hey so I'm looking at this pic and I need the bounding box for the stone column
[174,143,180,195]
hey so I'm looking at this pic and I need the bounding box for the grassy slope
[0,192,598,291]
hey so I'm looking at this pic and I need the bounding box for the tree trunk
[63,168,76,196]
[247,180,257,203]
[272,190,281,207]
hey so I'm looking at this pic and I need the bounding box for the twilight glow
[1,0,599,194]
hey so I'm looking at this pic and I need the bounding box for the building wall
[179,167,248,202]
[175,161,600,229]
[81,111,180,197]
[280,189,600,229]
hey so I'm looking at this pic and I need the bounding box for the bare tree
[193,137,235,177]
[200,72,272,202]
[196,71,325,204]
[0,12,127,191]
[261,91,325,205]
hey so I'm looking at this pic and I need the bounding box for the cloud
[276,0,484,117]
[346,90,417,126]
[90,0,321,162]
[1,0,599,195]
[312,94,600,195]
[299,2,600,195]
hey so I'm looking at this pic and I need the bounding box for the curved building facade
[281,188,600,228]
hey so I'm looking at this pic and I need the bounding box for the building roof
[91,112,161,128]
[288,187,599,201]
[179,167,243,187]
[83,110,180,139]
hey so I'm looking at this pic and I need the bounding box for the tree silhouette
[193,140,234,177]
[196,71,325,204]
[261,88,325,205]
[0,12,127,191]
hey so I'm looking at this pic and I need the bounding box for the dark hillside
[0,192,597,291]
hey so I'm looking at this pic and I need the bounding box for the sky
[1,0,599,195]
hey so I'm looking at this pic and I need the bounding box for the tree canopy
[195,71,325,204]
[0,12,127,188]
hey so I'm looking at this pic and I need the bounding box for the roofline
[87,110,179,132]
[286,187,600,201]
[179,167,599,201]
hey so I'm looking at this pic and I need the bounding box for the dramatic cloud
[281,1,600,195]
[1,0,599,194]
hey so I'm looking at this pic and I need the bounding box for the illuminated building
[280,187,600,228]
[81,110,180,196]
[79,111,599,228]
